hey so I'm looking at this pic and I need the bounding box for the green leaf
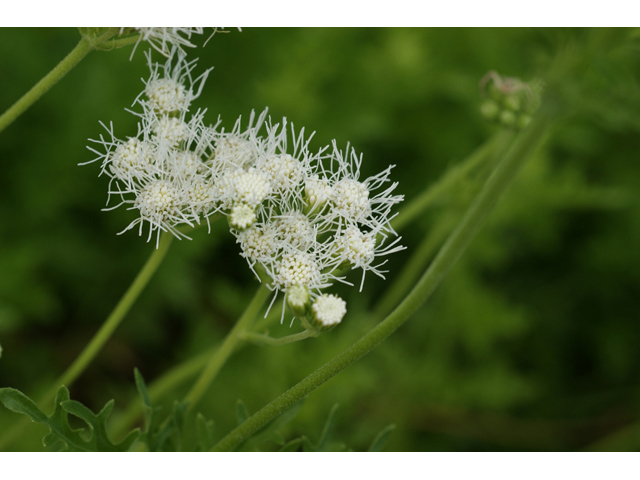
[301,435,317,452]
[195,413,215,451]
[368,424,396,452]
[0,386,138,452]
[236,399,250,425]
[279,437,303,452]
[60,399,138,452]
[153,400,189,452]
[315,403,339,452]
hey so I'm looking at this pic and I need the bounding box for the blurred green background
[1,27,639,451]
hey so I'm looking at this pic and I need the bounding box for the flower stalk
[0,37,94,134]
[183,283,272,411]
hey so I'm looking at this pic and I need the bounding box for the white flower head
[152,115,191,145]
[332,178,371,220]
[108,137,156,184]
[304,175,333,211]
[311,294,347,328]
[86,49,219,246]
[229,203,257,230]
[136,48,212,115]
[275,252,322,291]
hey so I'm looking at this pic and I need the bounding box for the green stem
[96,34,142,51]
[391,129,514,232]
[240,329,319,347]
[0,37,94,134]
[183,284,271,411]
[211,110,553,452]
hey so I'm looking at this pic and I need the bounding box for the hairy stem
[0,37,94,134]
[211,110,553,452]
[240,329,319,347]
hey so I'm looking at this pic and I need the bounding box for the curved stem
[0,37,94,134]
[183,284,271,411]
[211,110,553,452]
[240,328,319,347]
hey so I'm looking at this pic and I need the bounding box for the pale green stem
[391,129,515,232]
[183,284,271,411]
[211,109,553,452]
[0,37,94,134]
[240,329,319,347]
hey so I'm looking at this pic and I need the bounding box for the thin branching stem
[183,284,272,411]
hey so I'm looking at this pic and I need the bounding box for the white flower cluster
[86,49,218,246]
[230,122,405,323]
[86,48,405,329]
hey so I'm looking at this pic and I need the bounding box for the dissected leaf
[195,413,215,451]
[315,403,339,452]
[60,399,139,452]
[0,386,137,452]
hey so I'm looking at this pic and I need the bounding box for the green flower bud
[499,110,517,128]
[480,100,500,121]
[310,294,346,331]
[287,285,311,318]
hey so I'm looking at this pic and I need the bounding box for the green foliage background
[1,27,639,451]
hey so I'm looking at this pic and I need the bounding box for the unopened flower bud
[480,100,500,121]
[310,294,346,330]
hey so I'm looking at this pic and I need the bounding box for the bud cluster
[479,70,543,130]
